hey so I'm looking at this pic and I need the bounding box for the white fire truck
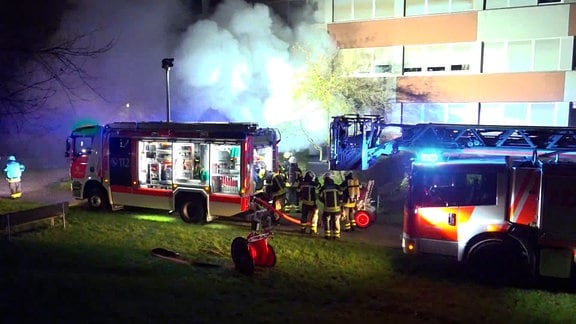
[330,114,576,283]
[66,121,280,224]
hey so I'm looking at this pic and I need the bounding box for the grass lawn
[1,205,575,323]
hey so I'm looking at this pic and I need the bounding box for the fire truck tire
[179,200,206,224]
[466,237,530,285]
[87,187,109,211]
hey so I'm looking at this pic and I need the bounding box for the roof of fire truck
[329,114,576,170]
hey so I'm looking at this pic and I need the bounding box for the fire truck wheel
[466,237,530,285]
[179,200,206,224]
[87,187,109,211]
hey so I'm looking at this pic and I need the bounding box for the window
[342,46,403,75]
[534,38,560,71]
[398,103,479,124]
[73,136,94,156]
[333,0,400,21]
[485,0,540,8]
[452,0,474,12]
[334,0,352,21]
[406,0,477,15]
[354,0,372,19]
[406,0,426,15]
[483,37,570,73]
[483,42,506,73]
[507,40,531,72]
[480,102,569,127]
[375,0,397,18]
[428,0,449,14]
[404,42,479,75]
[412,168,498,207]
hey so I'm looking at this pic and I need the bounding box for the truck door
[538,163,576,278]
[407,164,500,257]
[407,166,465,256]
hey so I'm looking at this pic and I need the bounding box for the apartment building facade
[264,0,576,126]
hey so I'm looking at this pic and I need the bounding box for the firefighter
[298,170,319,235]
[285,156,302,213]
[252,161,267,199]
[4,155,25,199]
[267,170,286,224]
[341,171,360,232]
[319,172,343,240]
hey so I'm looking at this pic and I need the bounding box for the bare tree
[0,32,114,120]
[0,0,115,129]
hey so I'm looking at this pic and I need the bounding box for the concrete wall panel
[328,12,477,48]
[397,71,566,102]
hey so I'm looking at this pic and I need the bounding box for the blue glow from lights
[418,150,441,163]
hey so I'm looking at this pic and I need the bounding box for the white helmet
[288,156,297,164]
[8,156,16,161]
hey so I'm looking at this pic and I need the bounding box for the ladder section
[329,114,576,170]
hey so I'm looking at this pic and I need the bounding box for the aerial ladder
[330,114,576,170]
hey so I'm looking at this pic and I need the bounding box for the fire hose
[251,196,301,225]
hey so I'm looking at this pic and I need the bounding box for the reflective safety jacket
[320,182,342,213]
[299,179,317,206]
[269,173,286,198]
[4,160,25,180]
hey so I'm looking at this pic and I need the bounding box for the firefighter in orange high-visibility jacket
[4,155,25,199]
[298,171,320,235]
[341,171,360,232]
[319,172,343,240]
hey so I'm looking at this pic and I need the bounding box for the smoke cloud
[3,0,336,168]
[173,0,336,150]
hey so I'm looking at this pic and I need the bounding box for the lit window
[534,38,560,71]
[334,0,352,21]
[507,40,531,72]
[354,0,372,19]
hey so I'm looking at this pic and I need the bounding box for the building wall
[324,2,576,125]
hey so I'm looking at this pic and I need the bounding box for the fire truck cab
[66,122,280,224]
[405,153,576,281]
[330,114,576,282]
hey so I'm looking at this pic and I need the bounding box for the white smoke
[56,0,336,152]
[174,0,337,151]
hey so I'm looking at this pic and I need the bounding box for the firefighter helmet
[345,171,354,180]
[304,170,315,181]
[322,172,334,185]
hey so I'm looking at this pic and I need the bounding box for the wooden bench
[0,202,68,241]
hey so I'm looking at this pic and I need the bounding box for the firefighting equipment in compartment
[341,172,359,231]
[319,174,342,240]
[4,156,25,199]
[299,170,319,234]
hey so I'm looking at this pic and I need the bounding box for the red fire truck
[330,114,576,283]
[66,121,280,224]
